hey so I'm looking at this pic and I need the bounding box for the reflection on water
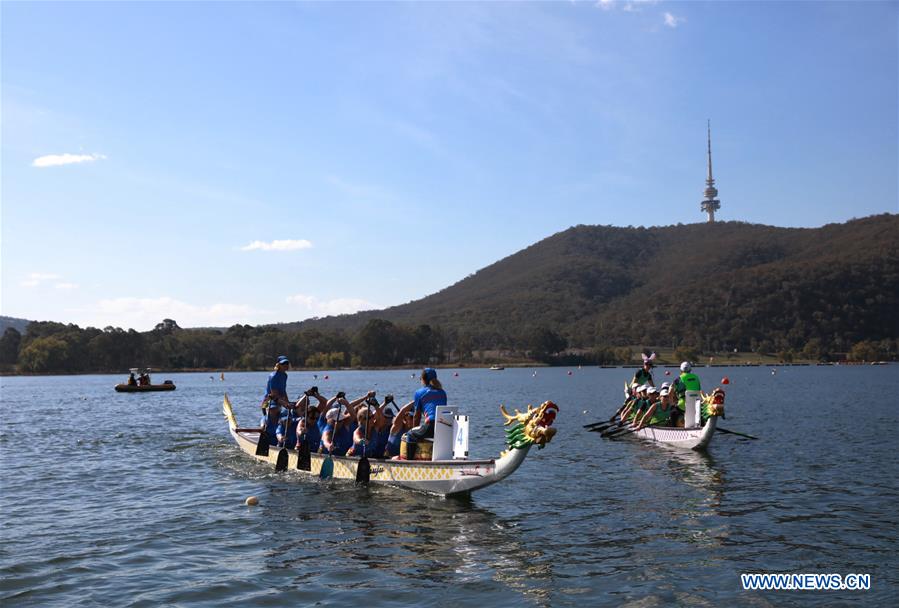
[2,367,898,607]
[250,483,555,605]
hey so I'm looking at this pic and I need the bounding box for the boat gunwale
[233,430,497,466]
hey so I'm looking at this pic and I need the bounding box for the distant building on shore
[701,120,721,223]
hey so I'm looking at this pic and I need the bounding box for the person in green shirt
[632,352,656,387]
[674,361,703,428]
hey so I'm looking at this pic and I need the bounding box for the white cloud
[664,12,685,28]
[94,296,256,329]
[32,153,107,168]
[286,294,378,318]
[240,239,313,252]
[596,0,615,10]
[21,272,62,287]
[55,282,79,290]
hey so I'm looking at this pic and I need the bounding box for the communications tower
[701,120,721,223]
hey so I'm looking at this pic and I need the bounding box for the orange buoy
[721,376,730,384]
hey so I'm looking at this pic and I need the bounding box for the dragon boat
[615,391,726,451]
[222,394,559,497]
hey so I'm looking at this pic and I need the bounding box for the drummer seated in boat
[400,368,447,459]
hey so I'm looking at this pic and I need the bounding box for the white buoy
[245,496,259,506]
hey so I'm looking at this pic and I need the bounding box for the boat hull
[224,396,532,497]
[630,416,718,450]
[115,384,176,392]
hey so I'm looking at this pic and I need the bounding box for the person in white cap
[620,384,649,423]
[636,385,675,429]
[673,361,703,428]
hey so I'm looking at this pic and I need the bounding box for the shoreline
[1,360,891,377]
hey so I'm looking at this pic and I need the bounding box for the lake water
[1,365,897,606]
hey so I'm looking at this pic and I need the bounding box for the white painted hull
[630,416,718,450]
[224,397,532,497]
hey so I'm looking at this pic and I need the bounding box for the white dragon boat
[612,390,726,451]
[629,416,718,450]
[222,394,558,497]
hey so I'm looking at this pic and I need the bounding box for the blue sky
[2,1,897,330]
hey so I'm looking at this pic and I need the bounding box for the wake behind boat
[222,394,559,497]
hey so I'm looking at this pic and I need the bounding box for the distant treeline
[0,317,894,374]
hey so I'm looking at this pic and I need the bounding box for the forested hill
[289,214,899,354]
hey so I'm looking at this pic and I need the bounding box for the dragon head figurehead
[500,400,559,450]
[702,388,726,417]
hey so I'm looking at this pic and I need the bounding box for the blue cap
[277,355,290,365]
[423,368,437,382]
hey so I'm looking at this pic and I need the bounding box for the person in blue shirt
[259,401,285,446]
[401,368,447,459]
[295,387,328,453]
[262,355,291,410]
[385,401,414,458]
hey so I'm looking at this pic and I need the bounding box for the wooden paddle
[274,404,295,471]
[319,402,340,480]
[715,427,759,440]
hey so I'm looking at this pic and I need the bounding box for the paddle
[355,399,374,485]
[255,426,270,457]
[319,401,340,480]
[296,396,311,471]
[274,408,292,471]
[715,427,759,440]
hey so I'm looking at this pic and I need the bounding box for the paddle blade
[255,432,270,456]
[355,456,371,485]
[275,447,288,471]
[297,442,311,471]
[319,455,334,480]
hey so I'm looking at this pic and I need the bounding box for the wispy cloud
[55,282,79,290]
[664,12,685,28]
[32,153,107,168]
[286,294,378,318]
[240,239,313,252]
[22,272,61,287]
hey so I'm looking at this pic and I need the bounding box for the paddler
[400,368,447,460]
[673,361,703,428]
[636,385,674,429]
[621,384,649,423]
[386,401,414,459]
[295,387,328,452]
[259,400,286,446]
